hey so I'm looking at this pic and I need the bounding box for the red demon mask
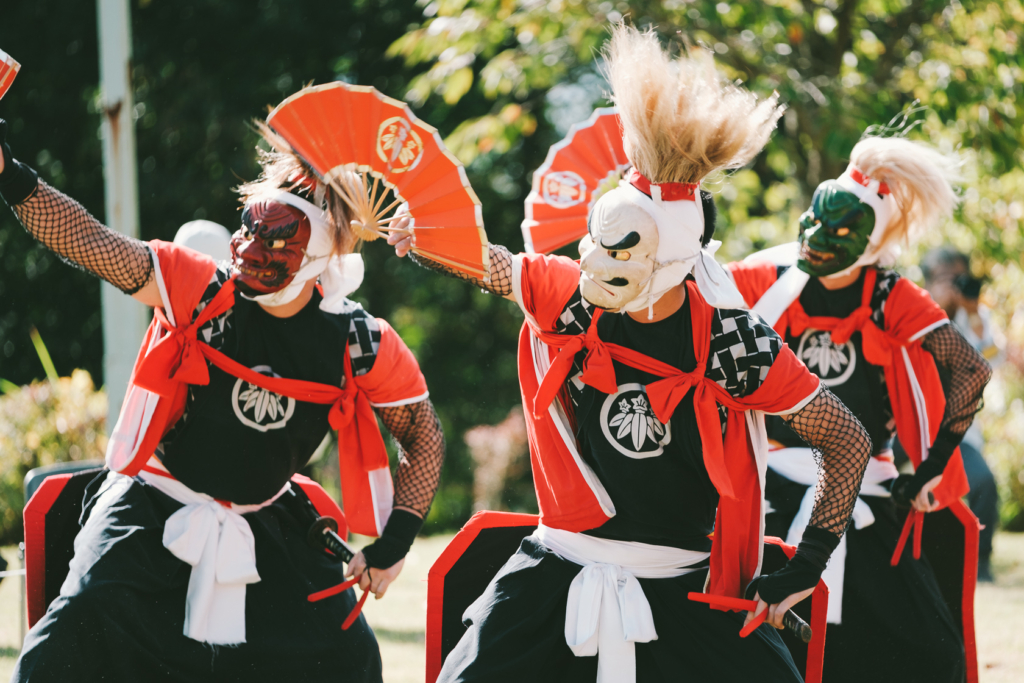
[230,199,312,295]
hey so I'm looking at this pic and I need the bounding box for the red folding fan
[0,49,20,101]
[521,108,630,253]
[266,83,490,280]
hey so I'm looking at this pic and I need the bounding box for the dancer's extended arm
[386,214,515,298]
[0,120,160,305]
[782,386,873,538]
[378,398,446,519]
[345,398,446,599]
[745,386,872,629]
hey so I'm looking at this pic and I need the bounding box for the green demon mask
[796,180,875,277]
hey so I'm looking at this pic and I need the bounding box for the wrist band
[361,509,423,569]
[890,473,918,507]
[0,158,38,206]
[928,427,961,466]
[748,526,840,604]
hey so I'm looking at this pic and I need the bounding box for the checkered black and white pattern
[191,266,234,352]
[706,308,783,398]
[553,290,595,408]
[554,290,595,336]
[870,269,900,427]
[871,268,901,329]
[347,307,382,377]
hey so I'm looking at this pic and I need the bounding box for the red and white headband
[832,165,900,271]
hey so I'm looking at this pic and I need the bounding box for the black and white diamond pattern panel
[554,291,595,408]
[554,290,595,336]
[870,268,901,330]
[707,309,783,398]
[348,308,382,377]
[191,265,234,352]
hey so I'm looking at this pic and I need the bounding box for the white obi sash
[532,525,710,683]
[767,447,898,623]
[138,458,289,645]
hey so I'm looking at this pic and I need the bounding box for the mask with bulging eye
[797,180,875,278]
[578,191,659,311]
[230,199,312,295]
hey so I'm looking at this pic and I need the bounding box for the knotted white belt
[767,447,898,624]
[532,525,710,683]
[138,458,288,645]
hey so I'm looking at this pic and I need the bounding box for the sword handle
[783,609,813,644]
[281,487,355,564]
[308,516,355,563]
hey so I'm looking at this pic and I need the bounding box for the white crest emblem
[231,365,296,432]
[541,171,587,209]
[796,329,857,386]
[599,383,672,458]
[376,116,424,173]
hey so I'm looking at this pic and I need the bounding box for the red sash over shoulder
[515,253,819,600]
[108,240,426,537]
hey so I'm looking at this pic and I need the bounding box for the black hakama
[13,472,382,683]
[765,471,966,683]
[437,537,802,683]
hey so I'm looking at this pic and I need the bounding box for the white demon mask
[578,174,746,315]
[578,190,660,312]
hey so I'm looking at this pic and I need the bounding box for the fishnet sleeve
[782,386,872,538]
[11,179,153,294]
[376,399,445,517]
[921,323,992,445]
[409,243,514,297]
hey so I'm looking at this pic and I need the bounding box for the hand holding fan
[266,83,490,280]
[521,108,630,253]
[0,49,20,101]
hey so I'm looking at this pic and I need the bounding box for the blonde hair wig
[847,135,960,263]
[604,25,785,184]
[237,120,361,257]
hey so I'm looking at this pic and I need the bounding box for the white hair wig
[604,24,785,184]
[848,135,961,263]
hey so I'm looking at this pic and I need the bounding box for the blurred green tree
[391,0,1024,259]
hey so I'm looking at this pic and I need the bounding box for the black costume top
[766,267,899,455]
[158,265,383,504]
[545,285,785,552]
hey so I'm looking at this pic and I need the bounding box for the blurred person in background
[172,218,233,262]
[922,247,1002,582]
[0,101,445,682]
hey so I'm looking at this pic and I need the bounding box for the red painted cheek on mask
[231,200,313,295]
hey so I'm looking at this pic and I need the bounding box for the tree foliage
[391,0,1024,255]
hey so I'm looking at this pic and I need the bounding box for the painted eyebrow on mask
[599,231,641,250]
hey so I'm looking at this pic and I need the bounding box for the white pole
[97,0,145,430]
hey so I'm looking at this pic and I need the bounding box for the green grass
[3,533,1024,682]
[975,532,1024,682]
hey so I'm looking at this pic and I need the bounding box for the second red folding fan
[0,49,21,101]
[521,108,630,254]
